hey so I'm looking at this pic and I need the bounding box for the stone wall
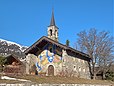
[0,83,111,86]
[25,46,91,79]
[62,49,91,79]
[26,54,38,74]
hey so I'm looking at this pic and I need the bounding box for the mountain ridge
[0,38,28,58]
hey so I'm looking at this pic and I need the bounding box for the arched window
[50,29,52,36]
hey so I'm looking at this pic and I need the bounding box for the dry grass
[0,74,114,84]
[9,75,114,85]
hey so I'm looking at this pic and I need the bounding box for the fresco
[35,62,41,71]
[35,44,62,71]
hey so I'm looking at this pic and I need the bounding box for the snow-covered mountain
[0,38,28,58]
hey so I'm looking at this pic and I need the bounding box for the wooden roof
[24,36,90,61]
[6,54,23,65]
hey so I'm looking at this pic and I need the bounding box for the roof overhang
[24,36,91,61]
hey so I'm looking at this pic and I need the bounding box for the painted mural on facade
[26,44,63,74]
[36,44,62,71]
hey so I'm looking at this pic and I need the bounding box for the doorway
[48,65,54,76]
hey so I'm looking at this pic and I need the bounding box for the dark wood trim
[24,36,91,61]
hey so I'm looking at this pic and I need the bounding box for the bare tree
[77,28,114,79]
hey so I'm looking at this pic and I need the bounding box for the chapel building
[25,11,91,79]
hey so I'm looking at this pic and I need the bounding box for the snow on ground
[1,76,31,82]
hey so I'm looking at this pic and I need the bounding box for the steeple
[47,10,59,42]
[50,10,55,26]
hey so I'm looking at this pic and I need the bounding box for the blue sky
[0,0,113,47]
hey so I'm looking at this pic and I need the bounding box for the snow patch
[1,76,31,82]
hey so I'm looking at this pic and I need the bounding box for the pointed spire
[50,10,56,26]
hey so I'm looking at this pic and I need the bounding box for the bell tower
[47,10,58,42]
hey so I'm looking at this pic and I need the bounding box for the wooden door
[48,65,54,76]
